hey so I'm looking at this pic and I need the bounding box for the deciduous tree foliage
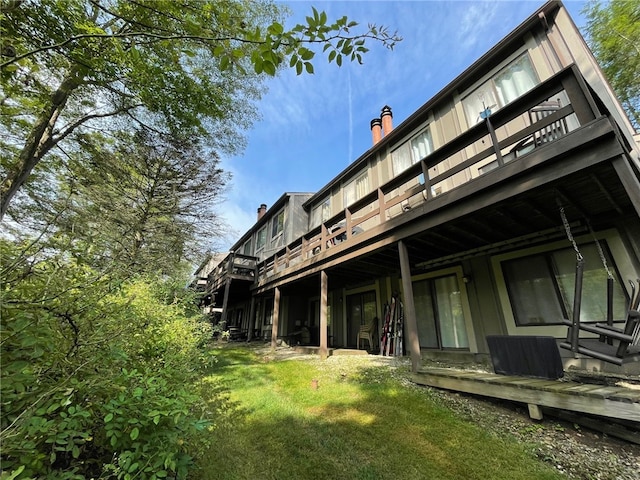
[583,0,640,130]
[0,0,399,219]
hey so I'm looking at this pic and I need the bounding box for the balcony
[207,252,257,293]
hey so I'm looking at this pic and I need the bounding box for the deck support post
[398,240,422,372]
[271,287,280,351]
[247,296,256,342]
[220,276,232,327]
[527,404,544,420]
[320,270,328,360]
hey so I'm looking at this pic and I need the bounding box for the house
[202,0,640,374]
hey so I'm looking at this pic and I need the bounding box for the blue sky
[216,0,588,251]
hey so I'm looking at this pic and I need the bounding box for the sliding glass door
[413,274,468,350]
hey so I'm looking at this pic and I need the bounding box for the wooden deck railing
[208,252,258,291]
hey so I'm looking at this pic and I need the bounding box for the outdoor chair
[357,317,377,350]
[508,99,568,160]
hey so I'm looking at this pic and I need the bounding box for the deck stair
[411,367,640,441]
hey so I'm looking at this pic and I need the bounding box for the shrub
[1,240,223,479]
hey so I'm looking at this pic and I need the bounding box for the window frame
[242,239,252,256]
[343,170,369,208]
[502,244,628,327]
[255,226,267,253]
[271,209,285,239]
[311,196,331,229]
[462,52,538,127]
[391,127,434,176]
[492,230,637,337]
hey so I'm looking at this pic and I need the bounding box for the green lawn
[196,346,562,480]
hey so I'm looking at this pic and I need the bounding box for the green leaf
[304,62,314,74]
[104,413,114,423]
[219,55,230,71]
[72,445,80,459]
[267,22,284,35]
[295,61,303,75]
[130,427,139,440]
[300,48,314,61]
[263,60,276,76]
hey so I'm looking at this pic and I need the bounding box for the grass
[195,345,563,480]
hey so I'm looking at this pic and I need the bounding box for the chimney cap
[381,105,392,117]
[370,118,382,128]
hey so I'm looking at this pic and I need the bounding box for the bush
[1,240,223,479]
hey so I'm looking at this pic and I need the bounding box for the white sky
[216,0,588,251]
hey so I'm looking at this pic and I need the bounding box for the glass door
[346,291,377,348]
[413,274,468,349]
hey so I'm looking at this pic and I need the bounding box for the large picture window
[343,171,369,207]
[502,243,628,326]
[463,54,538,126]
[413,274,468,349]
[392,128,433,175]
[311,197,331,228]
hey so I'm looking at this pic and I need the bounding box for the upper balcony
[251,64,633,291]
[207,252,258,293]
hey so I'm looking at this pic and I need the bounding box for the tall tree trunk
[1,72,82,220]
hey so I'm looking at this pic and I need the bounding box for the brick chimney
[381,105,393,136]
[370,117,382,145]
[257,203,267,221]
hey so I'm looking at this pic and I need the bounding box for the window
[392,128,433,175]
[502,243,627,326]
[311,197,331,228]
[413,274,468,349]
[242,239,252,256]
[343,171,369,207]
[463,54,538,126]
[255,226,266,252]
[271,210,284,238]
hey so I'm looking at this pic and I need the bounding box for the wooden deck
[412,368,640,429]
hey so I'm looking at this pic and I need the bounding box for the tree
[0,0,400,219]
[52,129,230,276]
[583,0,640,131]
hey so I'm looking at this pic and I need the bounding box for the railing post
[345,208,352,240]
[321,224,329,252]
[485,115,504,167]
[563,66,599,124]
[377,188,386,223]
[421,161,432,200]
